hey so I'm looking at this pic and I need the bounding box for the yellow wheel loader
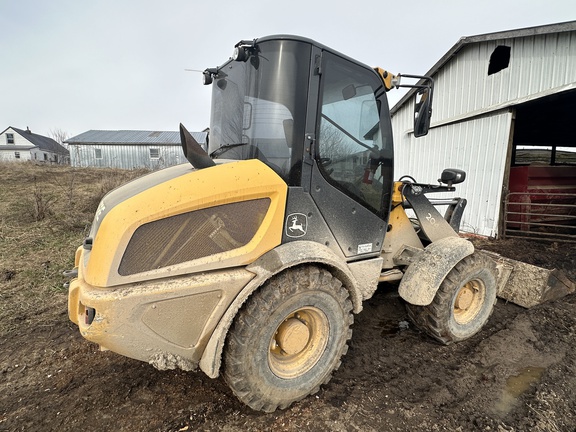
[67,35,571,412]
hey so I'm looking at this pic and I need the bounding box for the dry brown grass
[0,162,148,335]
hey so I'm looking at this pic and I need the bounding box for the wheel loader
[66,35,573,413]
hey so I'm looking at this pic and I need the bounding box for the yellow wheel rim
[269,307,329,379]
[453,279,486,325]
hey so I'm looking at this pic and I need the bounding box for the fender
[198,240,363,379]
[398,236,474,306]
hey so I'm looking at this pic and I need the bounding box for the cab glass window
[316,52,393,215]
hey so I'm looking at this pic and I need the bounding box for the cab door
[309,51,394,259]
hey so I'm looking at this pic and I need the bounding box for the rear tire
[406,252,497,345]
[223,265,353,412]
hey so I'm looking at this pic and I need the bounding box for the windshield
[208,39,311,182]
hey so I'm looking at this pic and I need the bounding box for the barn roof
[1,126,69,155]
[391,20,576,115]
[66,129,206,146]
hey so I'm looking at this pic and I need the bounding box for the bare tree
[49,128,70,147]
[318,120,349,161]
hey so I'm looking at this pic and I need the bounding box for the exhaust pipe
[180,123,215,170]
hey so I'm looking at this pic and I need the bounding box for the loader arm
[382,178,475,306]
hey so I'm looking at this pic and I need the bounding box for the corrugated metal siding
[70,144,186,169]
[66,129,207,169]
[432,31,576,124]
[394,111,513,237]
[391,29,576,237]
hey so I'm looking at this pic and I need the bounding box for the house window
[149,148,160,159]
[14,152,20,159]
[95,148,103,159]
[6,133,14,144]
[43,153,48,161]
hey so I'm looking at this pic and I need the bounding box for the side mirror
[414,84,433,137]
[342,84,357,100]
[390,73,434,137]
[439,168,466,186]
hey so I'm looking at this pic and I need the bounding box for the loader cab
[205,35,394,259]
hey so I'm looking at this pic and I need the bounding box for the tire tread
[223,265,353,412]
[406,252,497,345]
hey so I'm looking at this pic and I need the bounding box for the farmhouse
[66,129,207,170]
[391,21,576,242]
[0,126,70,164]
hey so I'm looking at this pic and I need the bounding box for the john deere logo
[286,213,307,238]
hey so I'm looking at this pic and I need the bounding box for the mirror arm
[397,84,429,90]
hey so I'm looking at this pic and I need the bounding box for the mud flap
[398,237,474,306]
[482,251,576,308]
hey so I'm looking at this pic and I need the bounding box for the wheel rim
[268,307,329,379]
[453,279,486,325]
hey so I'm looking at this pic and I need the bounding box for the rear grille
[118,199,270,276]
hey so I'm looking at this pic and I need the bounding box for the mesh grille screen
[119,199,270,276]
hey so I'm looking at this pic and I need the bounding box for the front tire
[223,265,353,412]
[406,252,497,344]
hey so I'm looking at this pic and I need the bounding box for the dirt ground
[1,164,576,431]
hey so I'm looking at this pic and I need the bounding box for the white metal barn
[66,129,207,170]
[391,21,576,241]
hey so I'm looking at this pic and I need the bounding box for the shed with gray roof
[66,129,207,170]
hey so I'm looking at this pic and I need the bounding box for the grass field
[0,162,147,335]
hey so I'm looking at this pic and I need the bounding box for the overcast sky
[1,0,575,138]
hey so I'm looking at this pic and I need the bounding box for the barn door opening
[503,89,576,242]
